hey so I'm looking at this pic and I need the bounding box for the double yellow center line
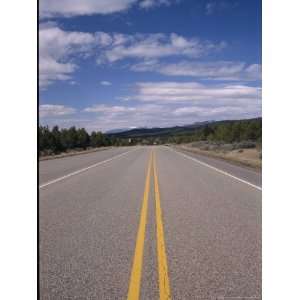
[127,150,171,300]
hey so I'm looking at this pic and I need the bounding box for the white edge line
[166,146,262,191]
[39,148,139,189]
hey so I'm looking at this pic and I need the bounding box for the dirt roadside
[39,146,113,161]
[174,144,262,171]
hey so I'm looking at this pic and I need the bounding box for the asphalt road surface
[39,146,261,299]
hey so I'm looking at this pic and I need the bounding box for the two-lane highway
[39,146,261,299]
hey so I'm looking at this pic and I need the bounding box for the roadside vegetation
[109,118,261,146]
[39,126,128,157]
[39,118,262,164]
[176,141,262,169]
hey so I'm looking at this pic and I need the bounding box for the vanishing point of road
[39,146,261,299]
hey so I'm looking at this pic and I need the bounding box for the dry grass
[176,143,262,170]
[39,146,113,161]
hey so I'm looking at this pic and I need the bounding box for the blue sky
[39,0,261,132]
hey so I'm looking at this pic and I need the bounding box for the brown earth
[39,146,113,161]
[175,143,262,170]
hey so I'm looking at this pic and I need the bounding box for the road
[39,146,261,299]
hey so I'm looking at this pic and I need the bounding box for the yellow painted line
[153,151,171,300]
[127,150,153,300]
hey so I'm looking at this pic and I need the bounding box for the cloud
[173,105,246,117]
[81,100,260,131]
[205,1,237,15]
[83,104,167,130]
[83,104,174,131]
[84,104,136,113]
[39,24,227,88]
[79,81,261,131]
[39,104,76,118]
[205,1,216,15]
[128,81,261,103]
[39,23,97,88]
[139,0,176,9]
[131,61,261,81]
[97,33,226,63]
[40,0,138,18]
[40,0,181,18]
[100,81,112,86]
[41,83,261,131]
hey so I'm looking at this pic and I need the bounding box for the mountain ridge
[107,118,261,139]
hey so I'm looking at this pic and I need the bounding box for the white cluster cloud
[139,0,176,9]
[80,104,166,131]
[40,0,137,18]
[100,81,112,86]
[80,101,260,132]
[173,106,246,117]
[40,0,179,18]
[129,81,261,103]
[39,104,76,118]
[97,33,226,63]
[38,1,261,131]
[39,24,227,88]
[131,61,261,81]
[81,103,178,130]
[76,81,261,131]
[39,23,96,88]
[84,104,136,113]
[41,79,261,130]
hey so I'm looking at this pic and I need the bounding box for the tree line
[39,126,127,156]
[123,118,262,147]
[169,118,262,145]
[120,118,262,146]
[39,118,262,156]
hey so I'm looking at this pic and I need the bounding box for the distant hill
[39,117,262,155]
[105,128,135,134]
[107,118,261,139]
